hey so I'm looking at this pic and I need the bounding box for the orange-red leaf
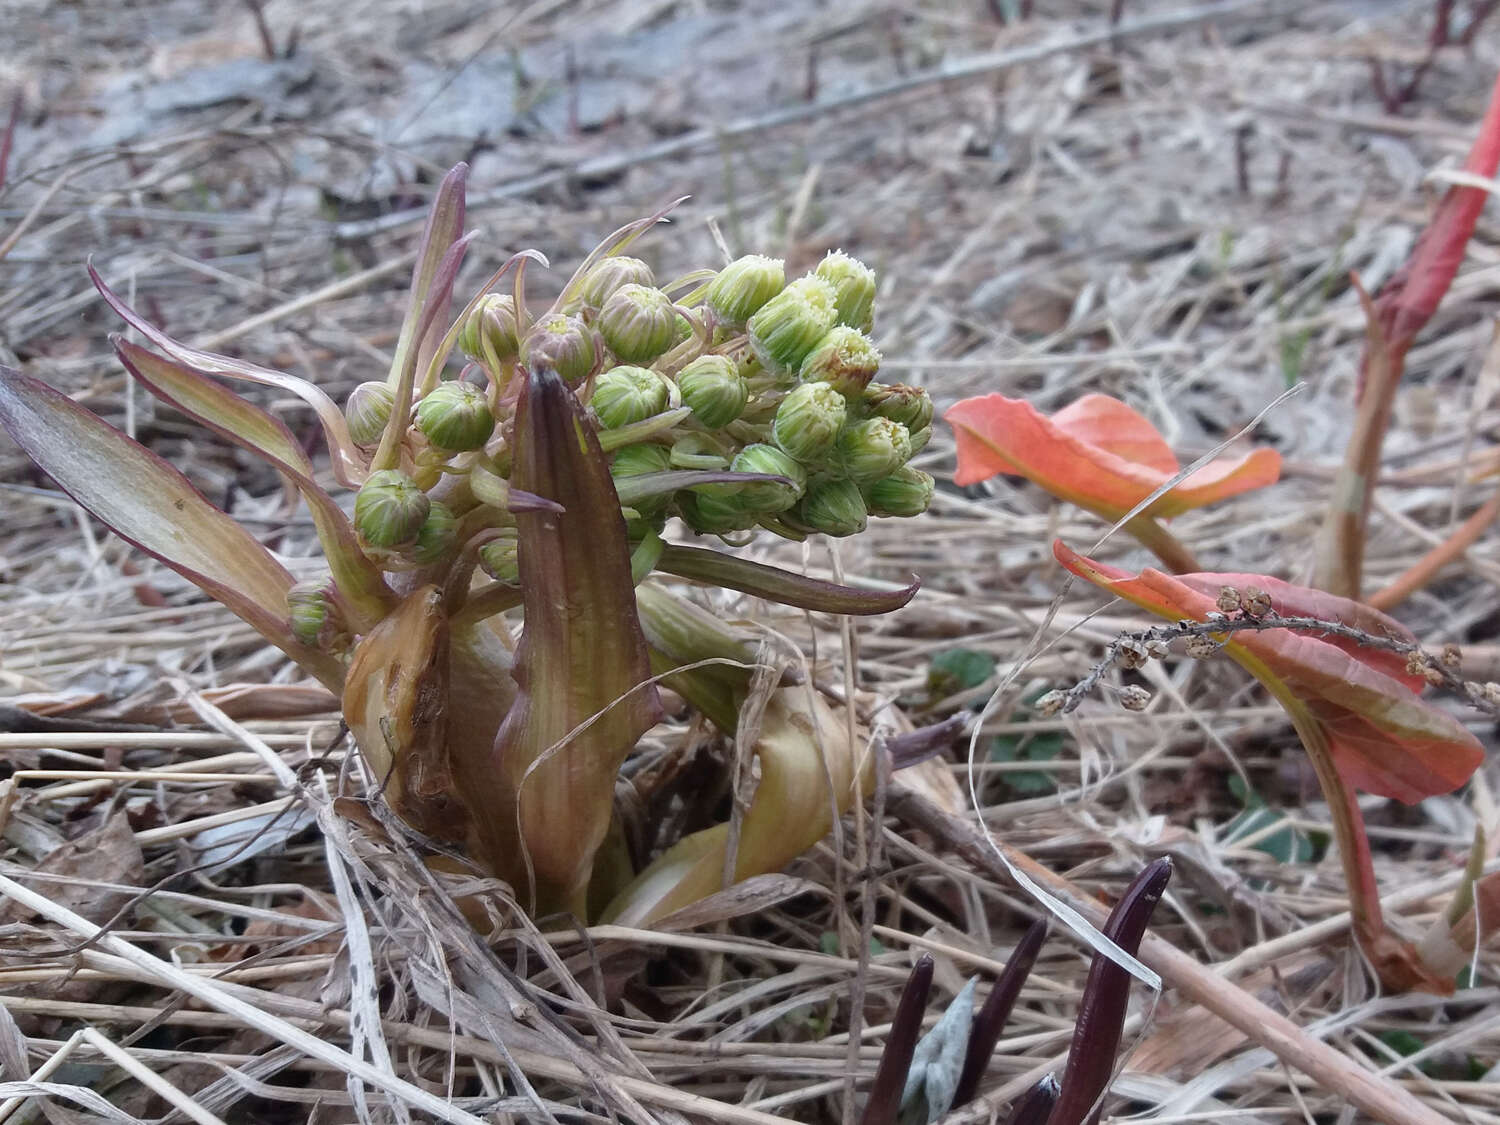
[946,393,1280,521]
[1053,541,1483,803]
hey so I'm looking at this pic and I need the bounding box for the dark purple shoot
[1003,1075,1060,1125]
[860,953,935,1125]
[952,917,1048,1107]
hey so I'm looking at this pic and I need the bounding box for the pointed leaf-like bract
[492,364,662,914]
[1048,858,1171,1125]
[658,544,919,615]
[860,954,935,1125]
[113,338,394,630]
[89,264,365,487]
[0,365,343,688]
[953,918,1047,1107]
[1056,541,1480,992]
[389,162,468,389]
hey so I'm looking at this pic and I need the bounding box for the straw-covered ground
[2,0,1499,1121]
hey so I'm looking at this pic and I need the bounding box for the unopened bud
[814,250,877,331]
[748,276,838,374]
[1118,685,1152,711]
[597,283,677,364]
[415,382,494,452]
[1184,633,1219,659]
[730,443,806,513]
[459,293,520,365]
[478,533,520,583]
[705,254,785,327]
[577,255,655,311]
[772,381,846,462]
[1241,586,1273,618]
[1215,587,1242,615]
[1034,689,1066,717]
[677,354,748,428]
[864,465,934,518]
[592,365,670,429]
[521,313,598,383]
[795,477,868,538]
[354,469,430,548]
[345,381,396,446]
[865,382,934,431]
[798,326,881,397]
[836,417,911,483]
[405,502,457,565]
[287,579,345,649]
[1115,639,1148,670]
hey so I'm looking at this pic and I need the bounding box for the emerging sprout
[521,312,598,384]
[730,443,806,513]
[865,465,934,518]
[705,254,785,327]
[592,365,670,429]
[748,276,838,374]
[836,417,911,484]
[796,477,867,537]
[344,381,396,447]
[799,325,882,398]
[677,354,747,428]
[815,249,877,331]
[772,381,846,463]
[577,255,655,311]
[416,382,494,452]
[353,469,430,548]
[459,293,520,366]
[597,283,677,364]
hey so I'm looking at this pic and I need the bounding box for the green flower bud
[795,477,867,538]
[578,255,655,311]
[864,465,934,518]
[670,433,729,471]
[611,442,673,516]
[705,254,785,327]
[458,294,520,365]
[479,533,520,583]
[814,250,877,331]
[344,381,396,446]
[597,284,677,364]
[772,381,846,462]
[798,326,881,398]
[406,501,457,565]
[677,354,748,428]
[287,579,345,649]
[730,443,806,513]
[836,417,911,483]
[592,365,670,429]
[677,489,753,535]
[415,382,494,452]
[907,425,931,455]
[865,382,934,430]
[748,276,837,374]
[354,469,430,548]
[521,313,598,384]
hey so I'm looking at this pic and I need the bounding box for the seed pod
[459,293,520,364]
[1485,683,1500,706]
[405,501,457,565]
[1115,639,1148,670]
[677,354,748,429]
[815,249,877,331]
[798,325,882,398]
[678,488,753,535]
[415,382,494,452]
[1443,644,1463,670]
[1033,689,1065,717]
[354,469,430,548]
[344,381,397,446]
[748,276,838,374]
[577,255,655,311]
[1184,634,1219,659]
[479,533,520,583]
[521,312,597,384]
[705,254,785,327]
[611,442,673,516]
[1241,586,1273,618]
[592,365,670,429]
[1215,586,1242,615]
[1405,651,1427,676]
[287,579,345,650]
[597,283,677,364]
[836,417,911,483]
[773,381,846,463]
[1118,685,1152,711]
[795,477,867,537]
[864,465,934,518]
[865,382,934,431]
[1145,639,1170,661]
[730,443,806,513]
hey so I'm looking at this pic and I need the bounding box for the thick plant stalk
[953,918,1047,1107]
[860,954,935,1125]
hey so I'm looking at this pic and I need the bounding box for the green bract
[416,382,494,452]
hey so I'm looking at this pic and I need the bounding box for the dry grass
[2,0,1499,1121]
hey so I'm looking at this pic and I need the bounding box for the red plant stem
[1368,484,1500,611]
[954,918,1047,1107]
[1122,515,1201,574]
[860,954,934,1125]
[1047,858,1172,1125]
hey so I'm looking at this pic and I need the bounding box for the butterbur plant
[0,163,934,922]
[860,861,1169,1125]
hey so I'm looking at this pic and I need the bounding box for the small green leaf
[927,649,997,699]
